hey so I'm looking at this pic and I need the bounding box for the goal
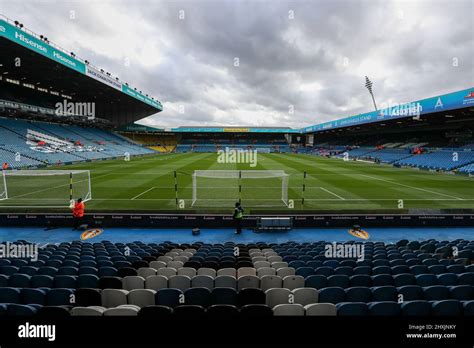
[0,170,91,207]
[191,170,289,207]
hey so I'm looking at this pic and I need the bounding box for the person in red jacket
[72,198,86,230]
[2,163,8,170]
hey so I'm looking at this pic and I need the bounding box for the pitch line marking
[319,187,346,200]
[131,187,156,200]
[359,174,464,200]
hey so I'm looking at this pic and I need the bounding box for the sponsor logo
[18,323,55,341]
[14,31,48,53]
[0,25,6,33]
[80,228,104,241]
[463,90,474,106]
[348,228,370,240]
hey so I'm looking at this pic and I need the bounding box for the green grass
[1,152,474,214]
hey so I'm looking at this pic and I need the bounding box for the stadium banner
[0,18,162,112]
[0,19,86,74]
[171,127,299,133]
[85,66,122,91]
[121,85,163,110]
[303,87,474,133]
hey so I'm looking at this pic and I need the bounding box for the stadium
[0,0,473,345]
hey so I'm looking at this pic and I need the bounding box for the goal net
[191,170,289,207]
[0,170,91,207]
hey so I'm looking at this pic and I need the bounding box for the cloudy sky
[1,0,473,128]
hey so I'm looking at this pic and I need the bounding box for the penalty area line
[319,187,346,200]
[131,187,156,200]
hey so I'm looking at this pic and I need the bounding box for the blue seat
[372,266,391,275]
[20,288,47,305]
[410,265,429,275]
[397,285,423,301]
[288,261,306,269]
[0,287,21,304]
[306,260,323,269]
[327,275,350,288]
[98,267,118,277]
[463,300,474,316]
[336,302,368,316]
[46,289,75,306]
[77,274,99,288]
[428,265,447,275]
[353,266,371,275]
[449,285,473,301]
[18,266,38,276]
[345,287,372,303]
[31,275,54,288]
[315,267,334,277]
[416,274,438,287]
[210,287,237,305]
[371,274,393,286]
[78,267,98,276]
[0,275,8,287]
[184,288,211,307]
[446,265,465,274]
[431,300,463,316]
[349,275,372,287]
[334,266,353,276]
[323,260,340,268]
[8,273,31,288]
[318,287,345,304]
[423,285,450,301]
[7,304,37,316]
[54,275,77,289]
[437,273,459,286]
[295,267,314,278]
[371,286,398,302]
[393,273,416,287]
[401,300,431,315]
[57,267,78,276]
[37,267,58,277]
[155,288,183,308]
[458,272,474,285]
[391,265,410,275]
[304,275,327,289]
[0,266,19,276]
[368,301,400,316]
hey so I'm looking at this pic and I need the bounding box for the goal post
[0,170,92,207]
[191,170,289,207]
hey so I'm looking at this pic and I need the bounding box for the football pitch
[1,152,474,213]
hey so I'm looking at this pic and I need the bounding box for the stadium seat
[318,287,345,304]
[210,287,238,306]
[273,303,305,316]
[101,289,128,308]
[431,300,464,316]
[240,304,273,317]
[128,289,156,308]
[237,288,265,307]
[337,302,369,316]
[305,303,337,316]
[155,288,183,308]
[368,302,401,316]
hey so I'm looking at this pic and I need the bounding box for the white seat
[170,248,183,253]
[101,289,128,308]
[292,288,319,306]
[276,267,295,277]
[177,267,197,277]
[103,307,139,316]
[260,275,283,292]
[149,261,167,270]
[122,276,145,291]
[254,261,271,269]
[157,256,173,263]
[257,267,276,278]
[168,275,191,291]
[265,288,291,308]
[197,268,217,277]
[167,260,184,269]
[251,256,267,262]
[216,268,236,277]
[237,275,260,291]
[183,249,196,254]
[71,306,105,316]
[237,267,256,278]
[267,255,283,263]
[165,251,180,258]
[282,275,305,290]
[173,256,189,263]
[304,303,337,316]
[214,275,237,289]
[191,275,214,289]
[145,275,168,291]
[273,303,305,316]
[157,267,177,278]
[127,289,156,308]
[137,267,156,279]
[271,262,288,270]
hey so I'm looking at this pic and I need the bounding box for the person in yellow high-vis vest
[233,202,244,235]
